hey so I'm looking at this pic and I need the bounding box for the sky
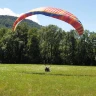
[0,0,96,32]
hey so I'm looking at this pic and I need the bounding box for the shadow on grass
[20,71,96,77]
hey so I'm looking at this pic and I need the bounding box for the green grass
[0,64,96,96]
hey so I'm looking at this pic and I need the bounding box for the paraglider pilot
[45,67,50,72]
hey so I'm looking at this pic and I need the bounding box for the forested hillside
[0,15,41,29]
[0,15,96,65]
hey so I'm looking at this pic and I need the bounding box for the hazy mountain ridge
[0,15,41,29]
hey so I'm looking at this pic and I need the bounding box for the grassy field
[0,64,96,96]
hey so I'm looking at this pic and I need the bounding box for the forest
[0,15,96,65]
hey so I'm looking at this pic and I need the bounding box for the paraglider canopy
[13,7,84,35]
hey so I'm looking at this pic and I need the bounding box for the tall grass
[0,64,96,96]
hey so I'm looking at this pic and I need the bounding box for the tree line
[0,23,96,65]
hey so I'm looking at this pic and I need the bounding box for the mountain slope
[0,15,41,29]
